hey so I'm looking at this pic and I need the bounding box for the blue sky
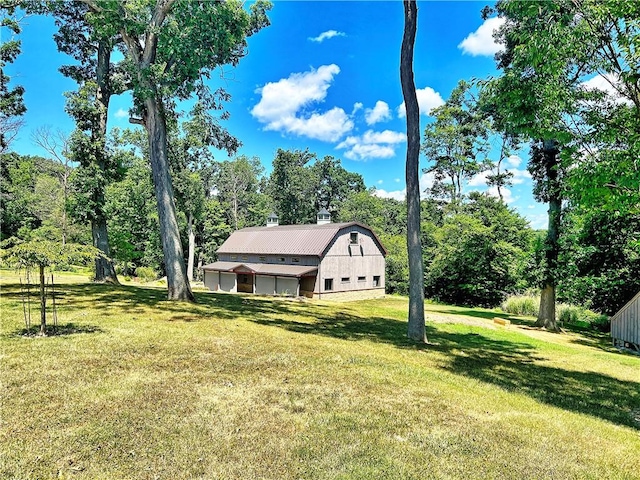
[6,1,549,228]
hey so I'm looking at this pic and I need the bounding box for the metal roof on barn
[217,222,386,257]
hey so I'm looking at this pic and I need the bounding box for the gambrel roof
[216,222,387,257]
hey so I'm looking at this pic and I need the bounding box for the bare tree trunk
[535,139,560,331]
[39,264,46,336]
[93,40,119,284]
[196,254,203,282]
[92,220,119,284]
[401,0,426,343]
[187,211,195,282]
[145,97,194,301]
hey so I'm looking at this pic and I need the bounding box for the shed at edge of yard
[611,290,640,352]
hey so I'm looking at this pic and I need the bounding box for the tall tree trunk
[93,40,119,284]
[187,211,195,282]
[401,0,426,343]
[39,264,46,336]
[535,139,560,331]
[92,220,118,284]
[145,97,194,301]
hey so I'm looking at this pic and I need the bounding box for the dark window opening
[278,257,285,262]
[324,278,333,291]
[292,257,300,263]
[350,232,359,244]
[358,276,366,282]
[341,277,350,283]
[373,275,381,287]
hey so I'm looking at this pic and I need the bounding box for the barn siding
[611,291,640,348]
[318,227,386,298]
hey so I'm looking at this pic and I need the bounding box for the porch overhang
[201,261,317,278]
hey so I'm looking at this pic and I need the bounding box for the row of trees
[3,142,637,322]
[2,1,638,339]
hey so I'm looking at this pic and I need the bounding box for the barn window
[341,277,350,283]
[373,275,381,287]
[278,257,285,262]
[259,256,266,262]
[358,276,365,282]
[230,255,237,260]
[241,255,248,261]
[350,232,359,244]
[324,278,333,291]
[292,257,300,263]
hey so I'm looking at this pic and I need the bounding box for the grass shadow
[3,281,637,428]
[9,323,104,338]
[251,309,640,429]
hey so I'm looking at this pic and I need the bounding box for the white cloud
[487,185,516,204]
[458,17,505,57]
[309,30,345,43]
[394,178,401,183]
[374,188,406,201]
[526,213,549,230]
[397,87,445,117]
[336,129,405,161]
[373,172,435,200]
[506,154,522,167]
[467,165,531,190]
[114,108,129,119]
[251,64,353,142]
[365,101,391,125]
[581,73,631,104]
[377,179,384,185]
[467,170,490,187]
[511,168,532,185]
[352,102,363,114]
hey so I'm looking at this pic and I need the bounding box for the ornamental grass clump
[501,295,539,317]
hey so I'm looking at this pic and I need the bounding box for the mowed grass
[1,271,639,479]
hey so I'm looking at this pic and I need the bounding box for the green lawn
[1,271,639,479]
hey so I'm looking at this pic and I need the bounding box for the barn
[201,211,386,300]
[611,290,640,352]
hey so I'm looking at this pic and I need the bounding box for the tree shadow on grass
[2,282,637,428]
[251,312,640,429]
[9,323,104,338]
[1,282,334,323]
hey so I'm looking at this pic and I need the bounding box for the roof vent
[266,212,279,227]
[317,208,331,225]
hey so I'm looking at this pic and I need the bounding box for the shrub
[502,295,610,332]
[501,295,538,317]
[135,266,157,282]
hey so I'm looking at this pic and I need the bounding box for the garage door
[276,277,298,296]
[219,272,236,292]
[204,271,218,291]
[255,275,276,295]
